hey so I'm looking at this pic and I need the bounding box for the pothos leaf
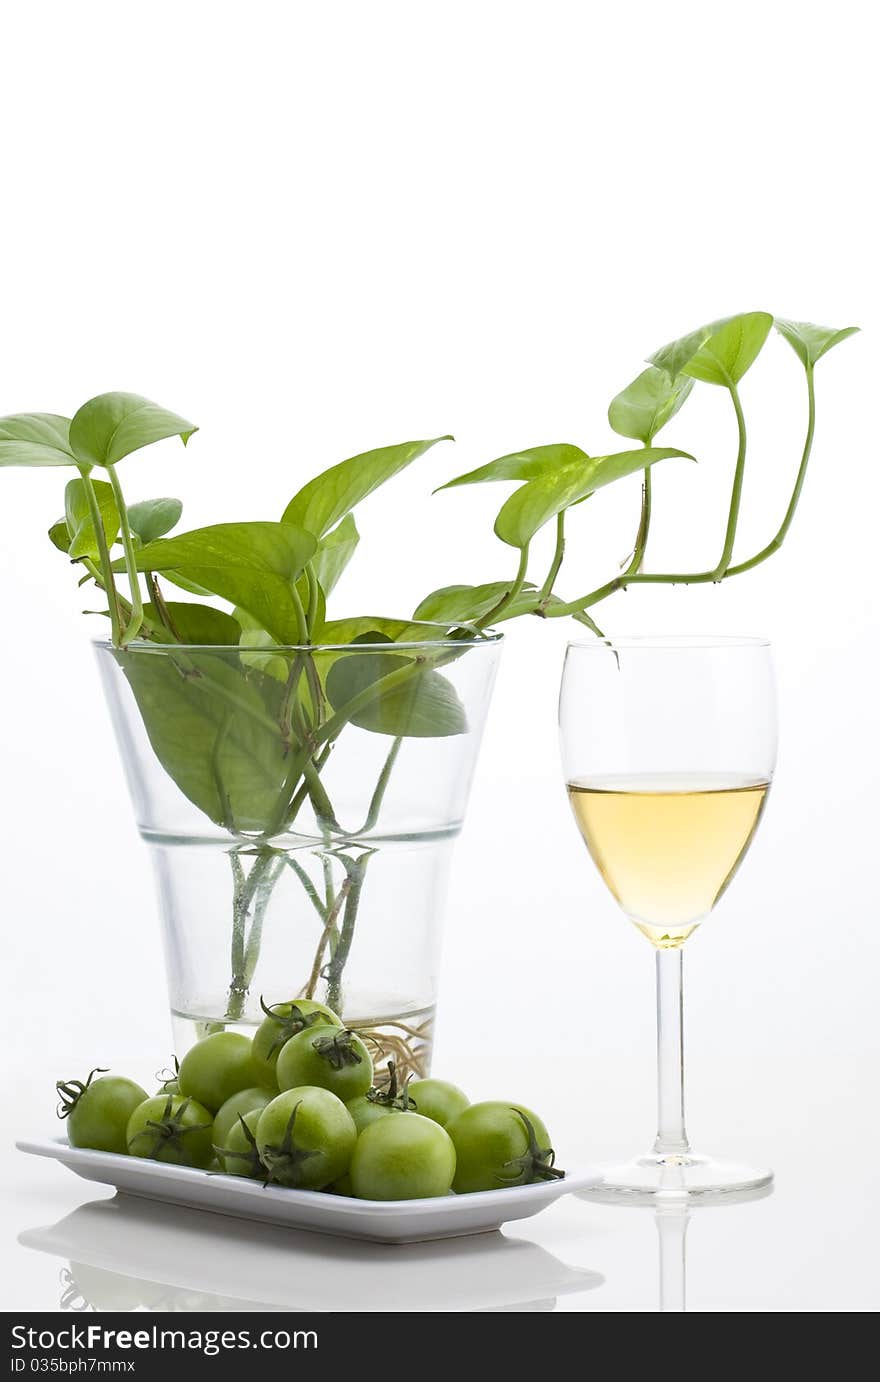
[649,312,773,386]
[127,497,183,544]
[120,522,318,645]
[48,519,72,553]
[311,514,359,596]
[413,581,540,624]
[143,602,242,645]
[64,477,120,561]
[69,393,198,468]
[494,447,693,548]
[282,437,452,538]
[0,413,75,467]
[608,367,694,445]
[435,444,587,492]
[320,616,458,645]
[234,606,291,683]
[324,634,467,737]
[774,318,860,368]
[114,649,289,831]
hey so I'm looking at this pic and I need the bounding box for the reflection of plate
[20,1196,605,1313]
[18,1137,600,1244]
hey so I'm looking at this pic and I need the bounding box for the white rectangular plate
[17,1137,600,1244]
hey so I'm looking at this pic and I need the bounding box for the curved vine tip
[55,1067,108,1119]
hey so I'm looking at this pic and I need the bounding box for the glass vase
[96,634,501,1080]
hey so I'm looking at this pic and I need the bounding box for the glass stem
[656,1206,689,1312]
[653,948,689,1156]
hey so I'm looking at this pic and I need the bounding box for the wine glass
[559,635,777,1199]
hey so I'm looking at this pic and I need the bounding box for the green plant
[419,313,858,631]
[2,312,857,1050]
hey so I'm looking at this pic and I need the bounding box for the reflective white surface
[4,1131,877,1311]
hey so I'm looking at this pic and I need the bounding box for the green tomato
[126,1094,214,1168]
[178,1032,259,1112]
[350,1112,456,1201]
[251,998,340,1087]
[57,1071,149,1155]
[408,1078,469,1129]
[214,1109,265,1179]
[212,1086,274,1148]
[345,1094,402,1135]
[256,1086,356,1189]
[327,1172,354,1196]
[276,1024,372,1103]
[447,1101,563,1194]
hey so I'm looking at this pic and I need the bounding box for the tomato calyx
[155,1055,180,1093]
[366,1060,416,1111]
[56,1068,109,1119]
[128,1095,212,1159]
[259,1100,319,1188]
[312,1029,363,1071]
[259,996,325,1058]
[213,1115,265,1178]
[497,1111,566,1186]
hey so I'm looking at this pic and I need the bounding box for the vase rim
[92,632,504,654]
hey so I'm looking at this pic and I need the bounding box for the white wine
[567,774,770,948]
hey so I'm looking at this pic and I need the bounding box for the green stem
[625,465,652,576]
[104,462,144,643]
[290,582,310,645]
[226,847,278,1020]
[305,563,320,632]
[242,856,286,991]
[324,853,371,1015]
[301,758,340,832]
[79,467,123,645]
[83,560,175,644]
[305,868,351,1002]
[476,547,529,628]
[286,743,332,826]
[284,855,328,922]
[539,513,566,597]
[711,383,746,579]
[547,370,814,620]
[322,853,339,957]
[727,363,816,576]
[148,574,184,640]
[348,736,402,836]
[228,852,247,1008]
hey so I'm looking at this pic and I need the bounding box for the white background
[1,1,877,1312]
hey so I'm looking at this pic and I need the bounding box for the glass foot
[581,1151,774,1204]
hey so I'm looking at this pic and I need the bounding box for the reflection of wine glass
[579,1180,774,1310]
[560,636,777,1199]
